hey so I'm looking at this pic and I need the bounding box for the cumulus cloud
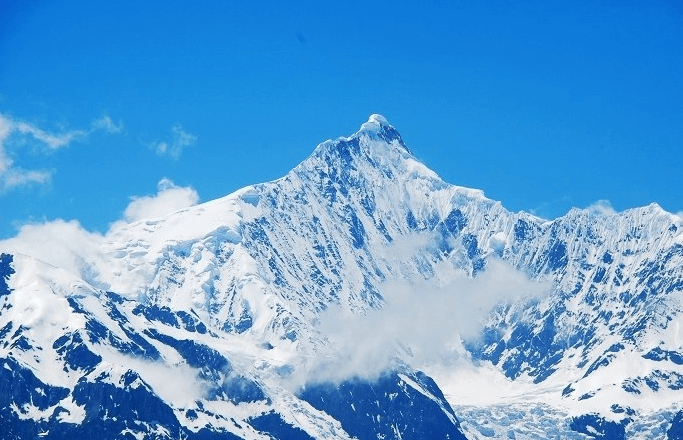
[150,124,197,160]
[123,178,199,222]
[290,239,550,388]
[0,112,123,192]
[586,199,617,216]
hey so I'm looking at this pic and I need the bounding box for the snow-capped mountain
[0,251,467,439]
[2,115,683,439]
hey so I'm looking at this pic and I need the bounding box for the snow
[102,194,245,298]
[10,393,86,425]
[357,113,391,136]
[0,255,88,387]
[55,397,86,424]
[3,114,683,438]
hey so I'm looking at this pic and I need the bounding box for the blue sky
[1,0,681,239]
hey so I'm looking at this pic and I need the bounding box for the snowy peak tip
[362,114,391,129]
[297,114,415,177]
[357,114,410,153]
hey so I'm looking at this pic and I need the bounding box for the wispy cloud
[0,178,199,288]
[150,124,197,160]
[0,112,124,192]
[14,121,87,150]
[91,114,124,134]
[2,168,52,191]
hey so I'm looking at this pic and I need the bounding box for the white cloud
[0,114,50,191]
[0,116,13,176]
[103,351,209,409]
[14,120,87,150]
[0,112,124,192]
[290,238,551,387]
[0,178,199,288]
[586,199,617,216]
[91,114,124,134]
[2,168,53,190]
[150,124,197,160]
[123,178,199,222]
[0,219,109,289]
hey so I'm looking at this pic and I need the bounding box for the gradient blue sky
[1,0,681,239]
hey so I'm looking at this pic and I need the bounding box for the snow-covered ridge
[2,114,683,439]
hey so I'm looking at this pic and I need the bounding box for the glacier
[1,114,683,439]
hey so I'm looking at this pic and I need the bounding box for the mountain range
[1,115,682,439]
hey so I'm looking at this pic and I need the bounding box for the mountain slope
[2,115,683,439]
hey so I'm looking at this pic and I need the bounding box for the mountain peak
[296,114,429,185]
[356,114,410,153]
[361,113,391,130]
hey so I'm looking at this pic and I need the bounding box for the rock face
[1,115,683,439]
